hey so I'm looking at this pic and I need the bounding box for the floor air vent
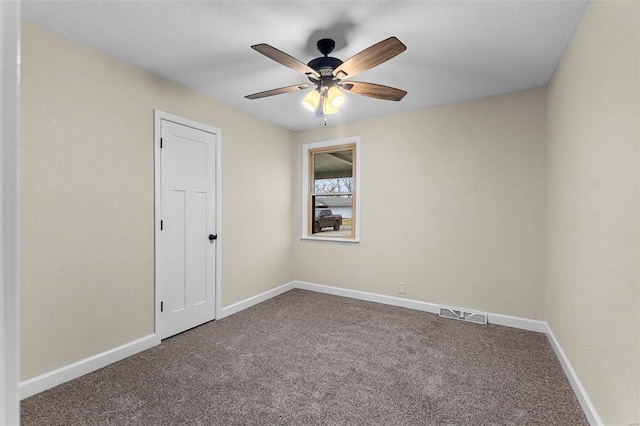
[439,307,488,325]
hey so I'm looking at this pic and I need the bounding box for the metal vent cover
[439,307,488,325]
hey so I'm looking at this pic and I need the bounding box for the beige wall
[546,1,640,424]
[20,21,294,381]
[293,88,547,321]
[20,3,640,422]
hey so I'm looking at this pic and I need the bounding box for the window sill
[300,236,360,245]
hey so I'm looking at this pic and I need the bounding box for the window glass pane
[310,147,354,238]
[313,194,352,237]
[313,151,352,181]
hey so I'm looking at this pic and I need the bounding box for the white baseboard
[19,281,297,400]
[219,281,295,319]
[18,281,601,425]
[294,280,441,314]
[294,281,547,332]
[545,326,603,426]
[293,280,600,425]
[485,311,547,333]
[19,334,160,400]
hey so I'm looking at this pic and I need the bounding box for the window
[302,137,361,243]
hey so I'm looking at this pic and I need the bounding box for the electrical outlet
[398,282,406,294]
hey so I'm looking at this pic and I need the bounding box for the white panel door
[159,119,217,339]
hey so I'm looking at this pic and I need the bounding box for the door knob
[209,234,217,241]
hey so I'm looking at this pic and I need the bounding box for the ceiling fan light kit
[303,85,346,115]
[246,36,407,120]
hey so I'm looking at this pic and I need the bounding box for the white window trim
[301,136,361,244]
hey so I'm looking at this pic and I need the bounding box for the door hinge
[160,301,163,312]
[160,220,163,230]
[160,137,163,148]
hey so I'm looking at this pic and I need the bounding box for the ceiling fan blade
[333,37,406,80]
[251,44,321,79]
[341,81,407,101]
[245,83,312,100]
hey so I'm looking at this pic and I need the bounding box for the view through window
[309,145,356,239]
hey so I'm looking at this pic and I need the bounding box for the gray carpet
[21,289,588,425]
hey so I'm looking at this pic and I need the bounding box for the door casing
[153,110,222,338]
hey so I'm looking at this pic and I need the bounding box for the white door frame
[0,0,20,423]
[153,110,222,338]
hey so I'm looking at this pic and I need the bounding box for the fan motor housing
[307,56,343,78]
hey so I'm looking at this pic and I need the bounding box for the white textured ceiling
[22,1,589,131]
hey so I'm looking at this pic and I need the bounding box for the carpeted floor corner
[21,289,588,425]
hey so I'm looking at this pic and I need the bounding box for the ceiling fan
[245,37,407,117]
